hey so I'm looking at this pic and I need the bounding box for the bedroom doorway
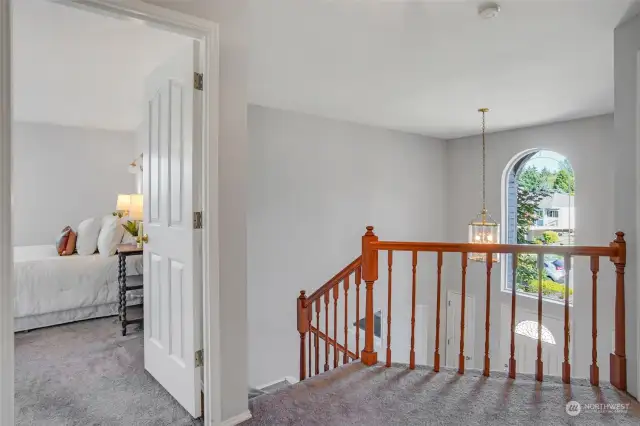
[0,1,220,425]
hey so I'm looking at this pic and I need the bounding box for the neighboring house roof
[538,193,574,209]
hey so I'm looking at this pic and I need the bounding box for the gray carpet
[15,312,202,426]
[243,362,640,426]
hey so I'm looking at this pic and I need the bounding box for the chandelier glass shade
[468,108,500,263]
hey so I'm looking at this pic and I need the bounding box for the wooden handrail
[310,325,358,360]
[298,226,627,394]
[371,241,618,257]
[305,256,362,305]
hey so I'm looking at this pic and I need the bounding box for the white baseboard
[284,375,298,385]
[220,410,252,426]
[256,376,298,390]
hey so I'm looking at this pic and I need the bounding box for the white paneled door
[445,291,475,369]
[143,41,203,418]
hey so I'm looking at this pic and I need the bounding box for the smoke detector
[478,2,501,19]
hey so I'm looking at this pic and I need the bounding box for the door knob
[137,234,149,248]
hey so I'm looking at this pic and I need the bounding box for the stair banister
[610,231,627,391]
[361,226,379,366]
[297,226,627,394]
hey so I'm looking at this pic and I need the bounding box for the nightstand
[117,244,143,336]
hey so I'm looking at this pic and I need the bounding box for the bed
[14,245,143,332]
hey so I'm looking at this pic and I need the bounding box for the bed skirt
[15,295,143,332]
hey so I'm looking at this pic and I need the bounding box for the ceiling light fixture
[468,108,500,263]
[478,2,501,20]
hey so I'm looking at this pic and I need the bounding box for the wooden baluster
[562,254,572,384]
[386,251,393,367]
[458,253,468,374]
[315,299,320,376]
[297,291,308,381]
[324,292,330,372]
[355,266,361,359]
[433,252,443,373]
[590,256,599,386]
[308,304,312,377]
[508,254,517,379]
[610,232,627,391]
[333,283,339,368]
[535,253,544,382]
[343,275,350,365]
[483,254,493,377]
[361,226,379,366]
[410,251,417,369]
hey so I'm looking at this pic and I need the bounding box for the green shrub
[541,231,560,245]
[522,279,573,299]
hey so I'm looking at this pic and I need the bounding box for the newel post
[609,231,627,391]
[297,291,308,381]
[361,226,379,366]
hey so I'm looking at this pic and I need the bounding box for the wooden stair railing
[297,227,628,393]
[297,257,361,381]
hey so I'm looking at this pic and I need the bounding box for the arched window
[515,320,556,344]
[503,150,575,303]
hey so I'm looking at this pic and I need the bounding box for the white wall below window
[247,105,446,387]
[12,121,136,246]
[444,114,616,383]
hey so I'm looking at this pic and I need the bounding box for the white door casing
[1,1,221,425]
[143,41,203,418]
[445,291,475,368]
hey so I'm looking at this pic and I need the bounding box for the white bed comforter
[14,245,143,318]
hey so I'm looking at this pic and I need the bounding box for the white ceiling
[11,1,639,138]
[249,0,638,139]
[12,0,191,131]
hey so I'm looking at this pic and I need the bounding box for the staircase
[243,362,640,425]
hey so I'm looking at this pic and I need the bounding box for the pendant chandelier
[468,108,500,263]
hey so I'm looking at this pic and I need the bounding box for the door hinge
[193,211,203,229]
[195,349,204,367]
[194,72,204,91]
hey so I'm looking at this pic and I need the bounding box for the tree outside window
[505,151,575,303]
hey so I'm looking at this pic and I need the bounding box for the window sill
[501,288,573,308]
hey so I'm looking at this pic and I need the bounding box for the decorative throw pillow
[55,226,76,256]
[76,218,102,256]
[97,215,126,257]
[64,229,77,256]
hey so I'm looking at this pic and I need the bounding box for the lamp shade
[129,194,144,221]
[116,194,131,212]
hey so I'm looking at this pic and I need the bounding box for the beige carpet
[244,362,640,425]
[15,313,202,426]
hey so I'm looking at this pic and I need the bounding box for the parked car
[544,258,565,282]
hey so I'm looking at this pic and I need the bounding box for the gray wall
[248,105,447,387]
[12,121,136,246]
[613,12,640,398]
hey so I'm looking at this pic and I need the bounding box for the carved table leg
[119,254,127,336]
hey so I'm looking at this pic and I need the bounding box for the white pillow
[76,218,102,256]
[97,215,126,257]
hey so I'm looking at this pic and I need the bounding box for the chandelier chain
[481,110,486,212]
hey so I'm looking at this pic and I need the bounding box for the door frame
[0,1,223,425]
